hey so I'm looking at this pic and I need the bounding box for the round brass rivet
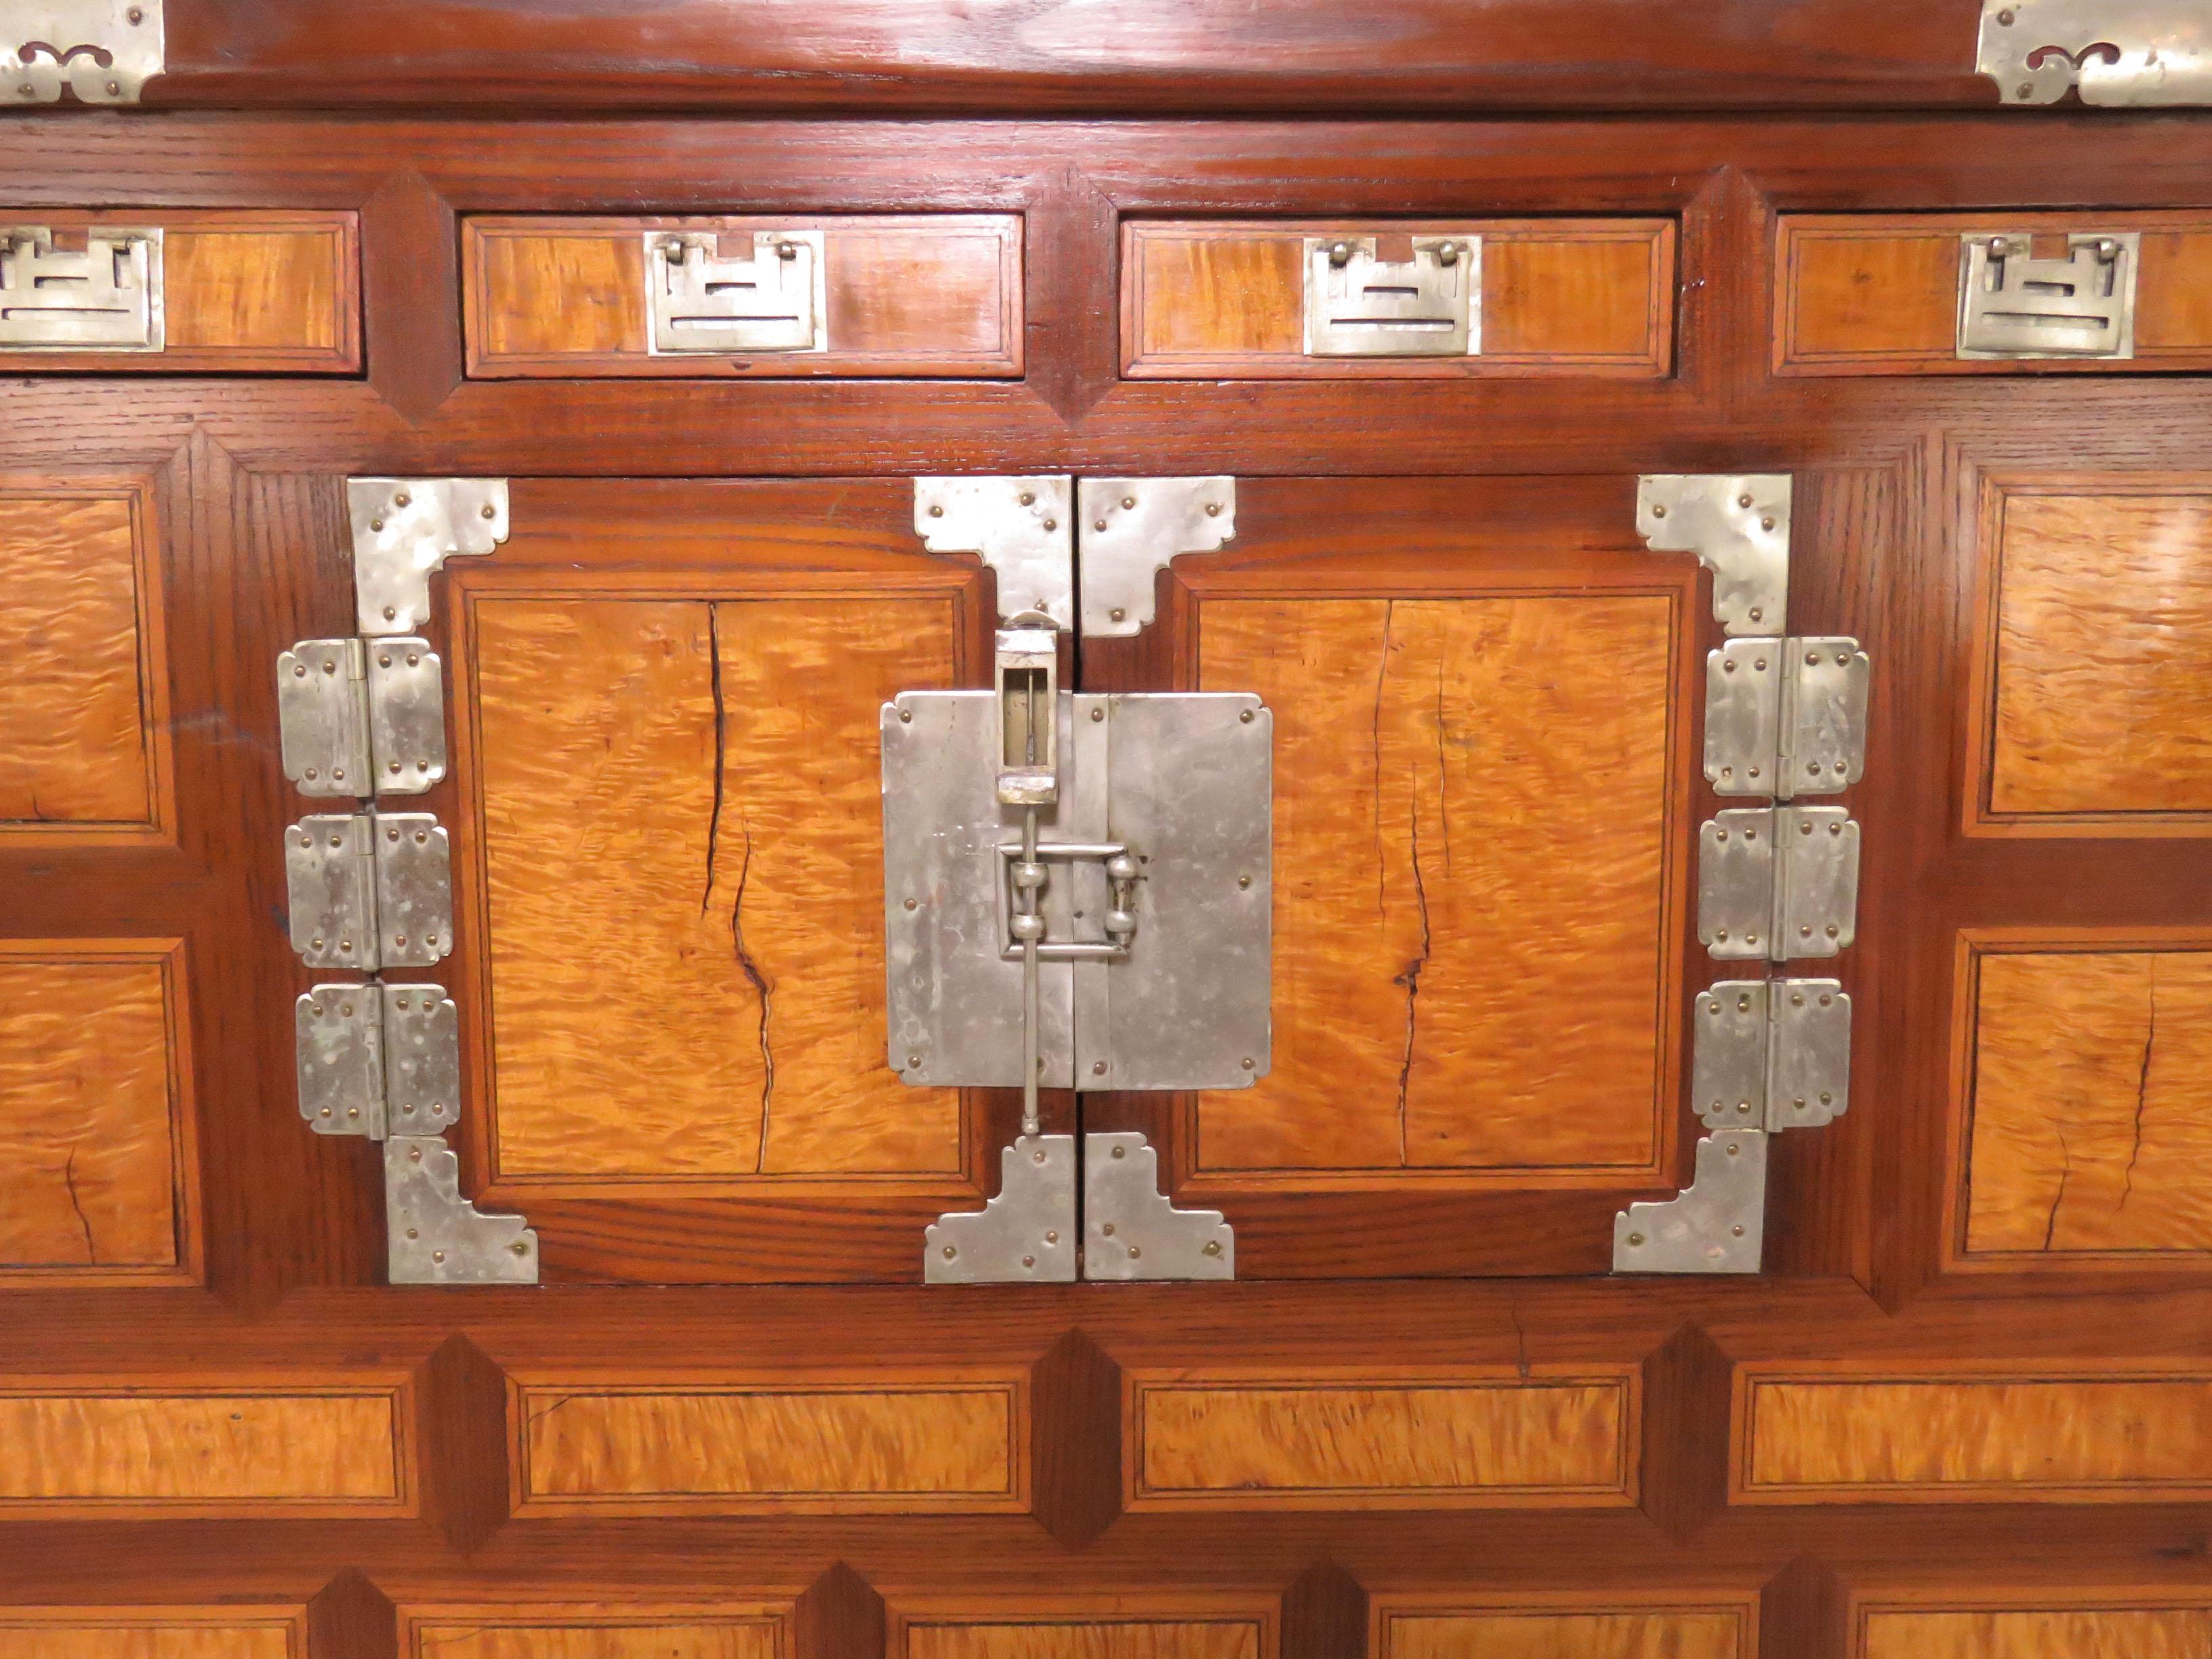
[1242,1057,1256,1070]
[1019,492,1034,506]
[1820,1090,1833,1104]
[1715,829,1728,842]
[106,81,119,96]
[1826,924,1839,937]
[512,1241,529,1254]
[2018,81,2034,98]
[294,663,308,678]
[1102,1224,1115,1237]
[1628,1231,1645,1246]
[898,708,912,722]
[1204,1240,1222,1256]
[369,517,384,531]
[305,768,320,780]
[904,897,918,910]
[1732,1224,1746,1237]
[1706,1000,1720,1014]
[482,504,498,519]
[1725,1142,1740,1155]
[1807,651,1821,666]
[1240,709,1254,722]
[1651,504,1667,519]
[1754,658,1767,672]
[332,769,345,781]
[390,761,402,773]
[1749,766,1761,778]
[1023,1255,1035,1268]
[907,1053,922,1068]
[1801,924,1813,937]
[1761,516,1776,531]
[1122,496,1136,510]
[1129,1246,1141,1258]
[1715,928,1729,941]
[1091,707,1105,722]
[1094,518,1108,531]
[1093,1060,1107,1074]
[1206,502,1222,516]
[1998,6,2013,20]
[384,606,397,621]
[406,1227,418,1239]
[928,504,943,517]
[394,492,411,508]
[1750,607,1763,621]
[1792,993,1804,1006]
[1111,1145,1126,1159]
[1738,494,1753,509]
[1042,518,1057,531]
[1110,607,1126,621]
[1830,823,1843,836]
[1237,874,1251,888]
[1046,1230,1058,1243]
[943,1245,956,1258]
[1801,819,1814,834]
[409,1147,422,1162]
[1033,1148,1046,1162]
[347,1107,359,1118]
[319,1107,331,1118]
[1820,994,1832,1006]
[129,7,144,22]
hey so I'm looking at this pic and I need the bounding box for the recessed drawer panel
[1121,218,1675,378]
[0,211,359,373]
[1777,212,2212,375]
[464,215,1023,377]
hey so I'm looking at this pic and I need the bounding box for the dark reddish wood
[792,1561,888,1659]
[415,1333,512,1555]
[1282,1561,1369,1659]
[306,1569,398,1659]
[1030,1328,1124,1549]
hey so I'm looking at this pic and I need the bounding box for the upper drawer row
[7,208,2212,378]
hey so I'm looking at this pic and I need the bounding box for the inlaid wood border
[0,1605,308,1654]
[886,1595,1280,1658]
[398,1601,792,1658]
[1848,1585,2212,1659]
[1372,1589,1760,1658]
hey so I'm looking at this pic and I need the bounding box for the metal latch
[1303,234,1479,356]
[2,2,165,103]
[285,812,453,972]
[1959,232,2139,359]
[1980,0,2212,106]
[278,638,447,798]
[644,230,825,355]
[0,226,161,350]
[1705,637,1868,798]
[1699,805,1860,962]
[295,981,459,1141]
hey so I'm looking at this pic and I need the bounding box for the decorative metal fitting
[2,1,164,104]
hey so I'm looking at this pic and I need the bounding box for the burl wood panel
[1776,213,2212,374]
[0,1610,302,1659]
[1122,219,1674,377]
[899,1616,1264,1659]
[0,211,359,373]
[1734,1371,2212,1502]
[472,594,960,1181]
[1127,1372,1637,1508]
[1195,595,1676,1176]
[1978,488,2212,823]
[404,1609,783,1659]
[1959,946,2212,1258]
[512,1379,1023,1512]
[1380,1605,1748,1659]
[0,944,193,1280]
[1859,1606,2211,1659]
[464,215,1021,376]
[0,485,167,838]
[0,1387,409,1512]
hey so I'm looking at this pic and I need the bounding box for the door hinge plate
[1083,1132,1233,1280]
[295,982,460,1141]
[286,812,453,972]
[1303,234,1479,356]
[1694,978,1851,1132]
[0,225,161,348]
[1958,231,2139,359]
[1705,636,1868,799]
[280,637,446,798]
[1,2,164,104]
[1980,0,2212,106]
[645,230,825,355]
[1699,806,1859,962]
[1614,1130,1767,1274]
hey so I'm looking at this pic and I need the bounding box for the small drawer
[1776,212,2212,375]
[0,210,360,374]
[1120,218,1675,379]
[463,214,1023,378]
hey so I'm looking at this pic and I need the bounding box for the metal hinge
[1699,806,1860,962]
[644,229,825,355]
[285,811,453,972]
[0,225,161,349]
[1303,234,1479,356]
[1705,637,1868,799]
[278,637,446,798]
[2,1,164,104]
[1980,0,2212,106]
[1690,979,1851,1134]
[1958,232,2139,359]
[295,981,459,1141]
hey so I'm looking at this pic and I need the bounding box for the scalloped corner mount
[1979,0,2212,106]
[1636,474,1792,638]
[3,1,164,104]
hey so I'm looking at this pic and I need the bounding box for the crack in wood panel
[1860,1607,2211,1659]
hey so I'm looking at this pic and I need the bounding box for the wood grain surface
[1735,1372,2212,1502]
[465,216,1021,376]
[472,592,960,1181]
[1380,1605,1748,1659]
[1122,220,1673,377]
[0,944,190,1278]
[0,1389,408,1511]
[1982,489,2212,819]
[1128,1372,1636,1507]
[898,1614,1264,1659]
[1961,946,2212,1257]
[0,485,164,836]
[513,1379,1022,1511]
[0,1612,302,1659]
[1858,1606,2210,1659]
[404,1609,783,1659]
[1194,594,1675,1176]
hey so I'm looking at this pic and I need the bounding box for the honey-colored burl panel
[1123,220,1673,377]
[406,1612,782,1659]
[0,1613,301,1659]
[1383,1607,1746,1659]
[0,948,188,1276]
[1736,1373,2212,1501]
[1195,595,1676,1176]
[902,1619,1263,1659]
[1860,1607,2211,1659]
[1130,1374,1635,1507]
[1983,490,2212,821]
[1963,948,2212,1256]
[473,594,960,1181]
[0,489,163,834]
[0,1390,406,1510]
[514,1381,1020,1511]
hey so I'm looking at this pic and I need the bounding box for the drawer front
[464,215,1023,377]
[1120,218,1675,378]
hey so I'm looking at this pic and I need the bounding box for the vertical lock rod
[998,612,1059,1139]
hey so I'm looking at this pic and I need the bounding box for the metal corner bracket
[1076,478,1236,638]
[385,1136,537,1285]
[1979,0,2212,106]
[1082,1131,1232,1281]
[349,478,510,637]
[1614,1130,1767,1274]
[1636,475,1792,638]
[3,1,163,104]
[914,476,1074,630]
[925,1134,1078,1284]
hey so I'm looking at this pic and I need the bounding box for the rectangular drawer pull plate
[1959,231,2139,359]
[1303,234,1478,357]
[0,224,162,350]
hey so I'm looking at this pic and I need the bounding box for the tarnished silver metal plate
[1768,978,1850,1130]
[914,476,1073,630]
[1704,641,1781,798]
[1959,232,2139,359]
[1980,0,2212,106]
[384,1136,537,1285]
[1082,1132,1232,1280]
[382,984,459,1135]
[924,1134,1077,1284]
[287,814,378,970]
[1774,806,1859,960]
[0,1,163,102]
[279,639,371,798]
[296,984,384,1139]
[644,229,826,355]
[349,478,510,636]
[1637,475,1791,637]
[371,813,453,968]
[0,226,162,347]
[1782,638,1868,798]
[1698,808,1776,962]
[1303,235,1479,356]
[365,638,446,794]
[1614,1130,1766,1275]
[1076,478,1236,638]
[1694,981,1770,1130]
